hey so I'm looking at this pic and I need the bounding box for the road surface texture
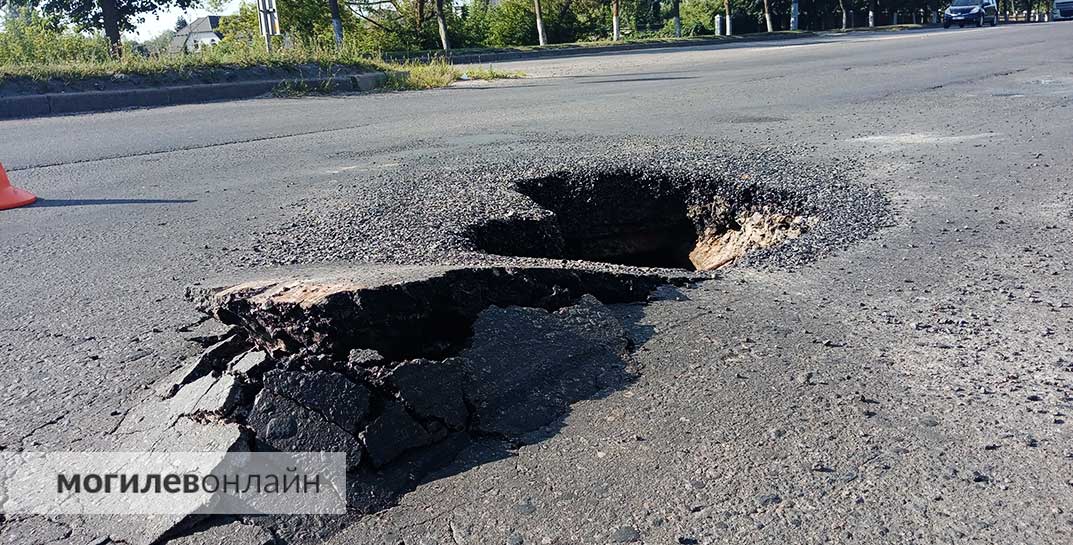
[2,22,1072,545]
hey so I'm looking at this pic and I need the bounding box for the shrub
[0,9,113,65]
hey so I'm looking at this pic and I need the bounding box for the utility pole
[612,0,620,40]
[327,0,344,45]
[534,0,547,45]
[723,0,732,35]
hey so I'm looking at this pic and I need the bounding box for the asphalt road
[2,22,1072,544]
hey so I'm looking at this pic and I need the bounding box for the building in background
[167,16,223,53]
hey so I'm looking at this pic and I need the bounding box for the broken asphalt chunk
[261,369,371,433]
[247,388,364,468]
[155,334,250,398]
[462,295,632,438]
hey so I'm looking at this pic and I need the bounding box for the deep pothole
[468,170,811,271]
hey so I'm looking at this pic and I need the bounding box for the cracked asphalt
[2,22,1072,544]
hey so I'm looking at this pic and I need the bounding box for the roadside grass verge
[1,40,524,94]
[0,39,387,82]
[2,22,927,91]
[460,66,525,81]
[385,61,523,90]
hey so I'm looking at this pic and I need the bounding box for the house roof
[167,16,223,53]
[175,16,222,37]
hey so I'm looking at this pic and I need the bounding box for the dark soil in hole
[468,170,808,271]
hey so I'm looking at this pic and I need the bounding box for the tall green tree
[37,0,202,55]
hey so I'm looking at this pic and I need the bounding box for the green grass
[385,60,460,90]
[459,66,525,81]
[271,77,340,97]
[0,39,524,94]
[0,39,387,82]
[384,61,524,90]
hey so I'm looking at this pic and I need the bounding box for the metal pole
[612,0,620,40]
[674,0,682,36]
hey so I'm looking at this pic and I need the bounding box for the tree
[219,0,364,46]
[143,28,174,53]
[38,0,201,55]
[762,0,772,30]
[533,0,547,44]
[174,14,187,30]
[672,0,682,35]
[432,0,448,48]
[327,0,343,44]
[723,0,731,34]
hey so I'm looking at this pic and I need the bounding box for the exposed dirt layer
[467,170,812,271]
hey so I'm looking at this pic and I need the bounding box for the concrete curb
[0,72,390,120]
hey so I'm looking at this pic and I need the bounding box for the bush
[480,0,595,47]
[0,9,113,65]
[678,0,724,34]
[485,0,539,46]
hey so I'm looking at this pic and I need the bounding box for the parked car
[1055,0,1073,20]
[943,0,999,27]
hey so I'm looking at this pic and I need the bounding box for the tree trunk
[99,0,122,57]
[673,0,681,36]
[723,0,732,35]
[840,0,847,28]
[327,0,344,45]
[417,0,426,31]
[612,0,620,40]
[763,0,774,31]
[790,0,799,29]
[534,0,548,45]
[434,0,450,50]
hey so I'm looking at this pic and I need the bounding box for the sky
[126,0,242,40]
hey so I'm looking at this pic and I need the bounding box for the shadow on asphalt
[31,198,197,207]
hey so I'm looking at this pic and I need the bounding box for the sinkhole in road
[469,170,810,271]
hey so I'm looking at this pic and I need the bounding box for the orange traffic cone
[0,162,36,210]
